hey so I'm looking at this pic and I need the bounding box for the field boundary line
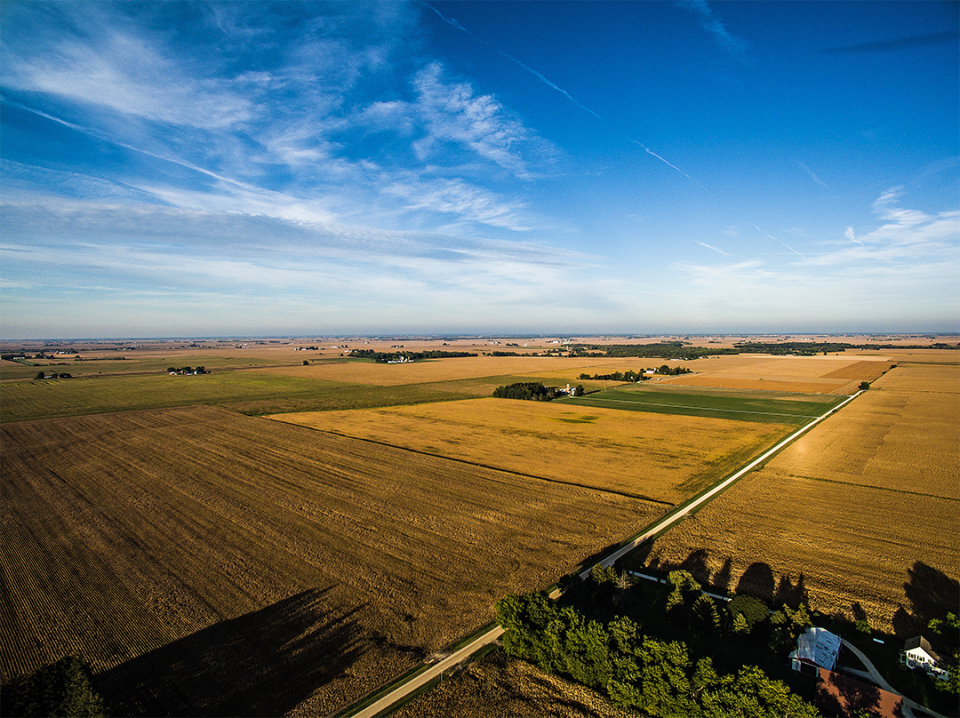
[267,420,675,507]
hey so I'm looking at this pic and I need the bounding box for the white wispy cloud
[797,161,829,189]
[676,0,751,59]
[413,63,559,179]
[695,241,729,256]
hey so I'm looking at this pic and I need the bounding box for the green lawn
[559,386,845,424]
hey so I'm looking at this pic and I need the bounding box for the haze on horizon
[1,1,958,340]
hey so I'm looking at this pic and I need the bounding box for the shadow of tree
[904,561,959,631]
[678,549,711,585]
[736,562,776,604]
[713,557,733,593]
[774,573,808,609]
[95,588,365,717]
[815,669,898,718]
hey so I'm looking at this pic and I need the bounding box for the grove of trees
[495,581,818,717]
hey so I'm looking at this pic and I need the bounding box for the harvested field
[1,406,659,716]
[392,650,641,718]
[270,398,794,503]
[636,361,959,635]
[664,354,894,395]
[274,355,672,387]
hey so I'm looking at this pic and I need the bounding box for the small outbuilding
[790,626,842,675]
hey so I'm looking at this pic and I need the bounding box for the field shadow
[815,670,897,718]
[96,588,365,717]
[638,548,813,608]
[904,561,959,627]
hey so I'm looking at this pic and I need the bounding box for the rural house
[900,636,947,677]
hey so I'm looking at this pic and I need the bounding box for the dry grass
[1,405,660,715]
[638,361,959,635]
[270,398,793,503]
[390,650,641,718]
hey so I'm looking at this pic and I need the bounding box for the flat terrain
[662,354,894,394]
[637,354,959,635]
[1,405,663,716]
[563,385,843,424]
[1,336,955,716]
[271,398,794,503]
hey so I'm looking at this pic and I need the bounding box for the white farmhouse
[901,636,946,677]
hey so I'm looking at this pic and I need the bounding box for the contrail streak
[752,224,805,259]
[427,4,716,196]
[427,4,601,120]
[633,141,713,194]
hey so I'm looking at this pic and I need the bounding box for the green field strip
[560,387,845,423]
[573,395,823,420]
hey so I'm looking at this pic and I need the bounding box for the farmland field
[271,398,795,503]
[562,385,844,424]
[635,359,959,635]
[0,405,663,716]
[662,354,894,394]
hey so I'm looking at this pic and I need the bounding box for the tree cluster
[167,366,206,375]
[2,656,108,717]
[927,612,960,695]
[579,369,649,382]
[493,382,561,401]
[35,371,72,380]
[496,587,818,717]
[571,342,734,360]
[349,349,477,363]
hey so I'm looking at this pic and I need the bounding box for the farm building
[814,668,903,718]
[790,626,842,675]
[900,636,947,677]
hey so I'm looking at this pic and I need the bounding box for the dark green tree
[4,656,107,717]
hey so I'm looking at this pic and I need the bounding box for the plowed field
[639,361,959,634]
[270,398,794,503]
[1,406,660,716]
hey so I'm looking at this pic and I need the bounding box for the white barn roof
[791,627,842,671]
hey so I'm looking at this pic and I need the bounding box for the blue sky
[1,1,957,338]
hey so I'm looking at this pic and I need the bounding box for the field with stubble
[1,405,661,716]
[270,398,794,503]
[637,358,959,635]
[664,354,894,394]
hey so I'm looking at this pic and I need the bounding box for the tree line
[578,365,692,382]
[496,570,819,718]
[2,656,107,717]
[349,349,477,363]
[492,382,582,401]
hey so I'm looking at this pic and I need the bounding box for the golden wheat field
[639,360,959,634]
[270,398,793,504]
[664,354,894,395]
[262,354,675,387]
[0,405,661,716]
